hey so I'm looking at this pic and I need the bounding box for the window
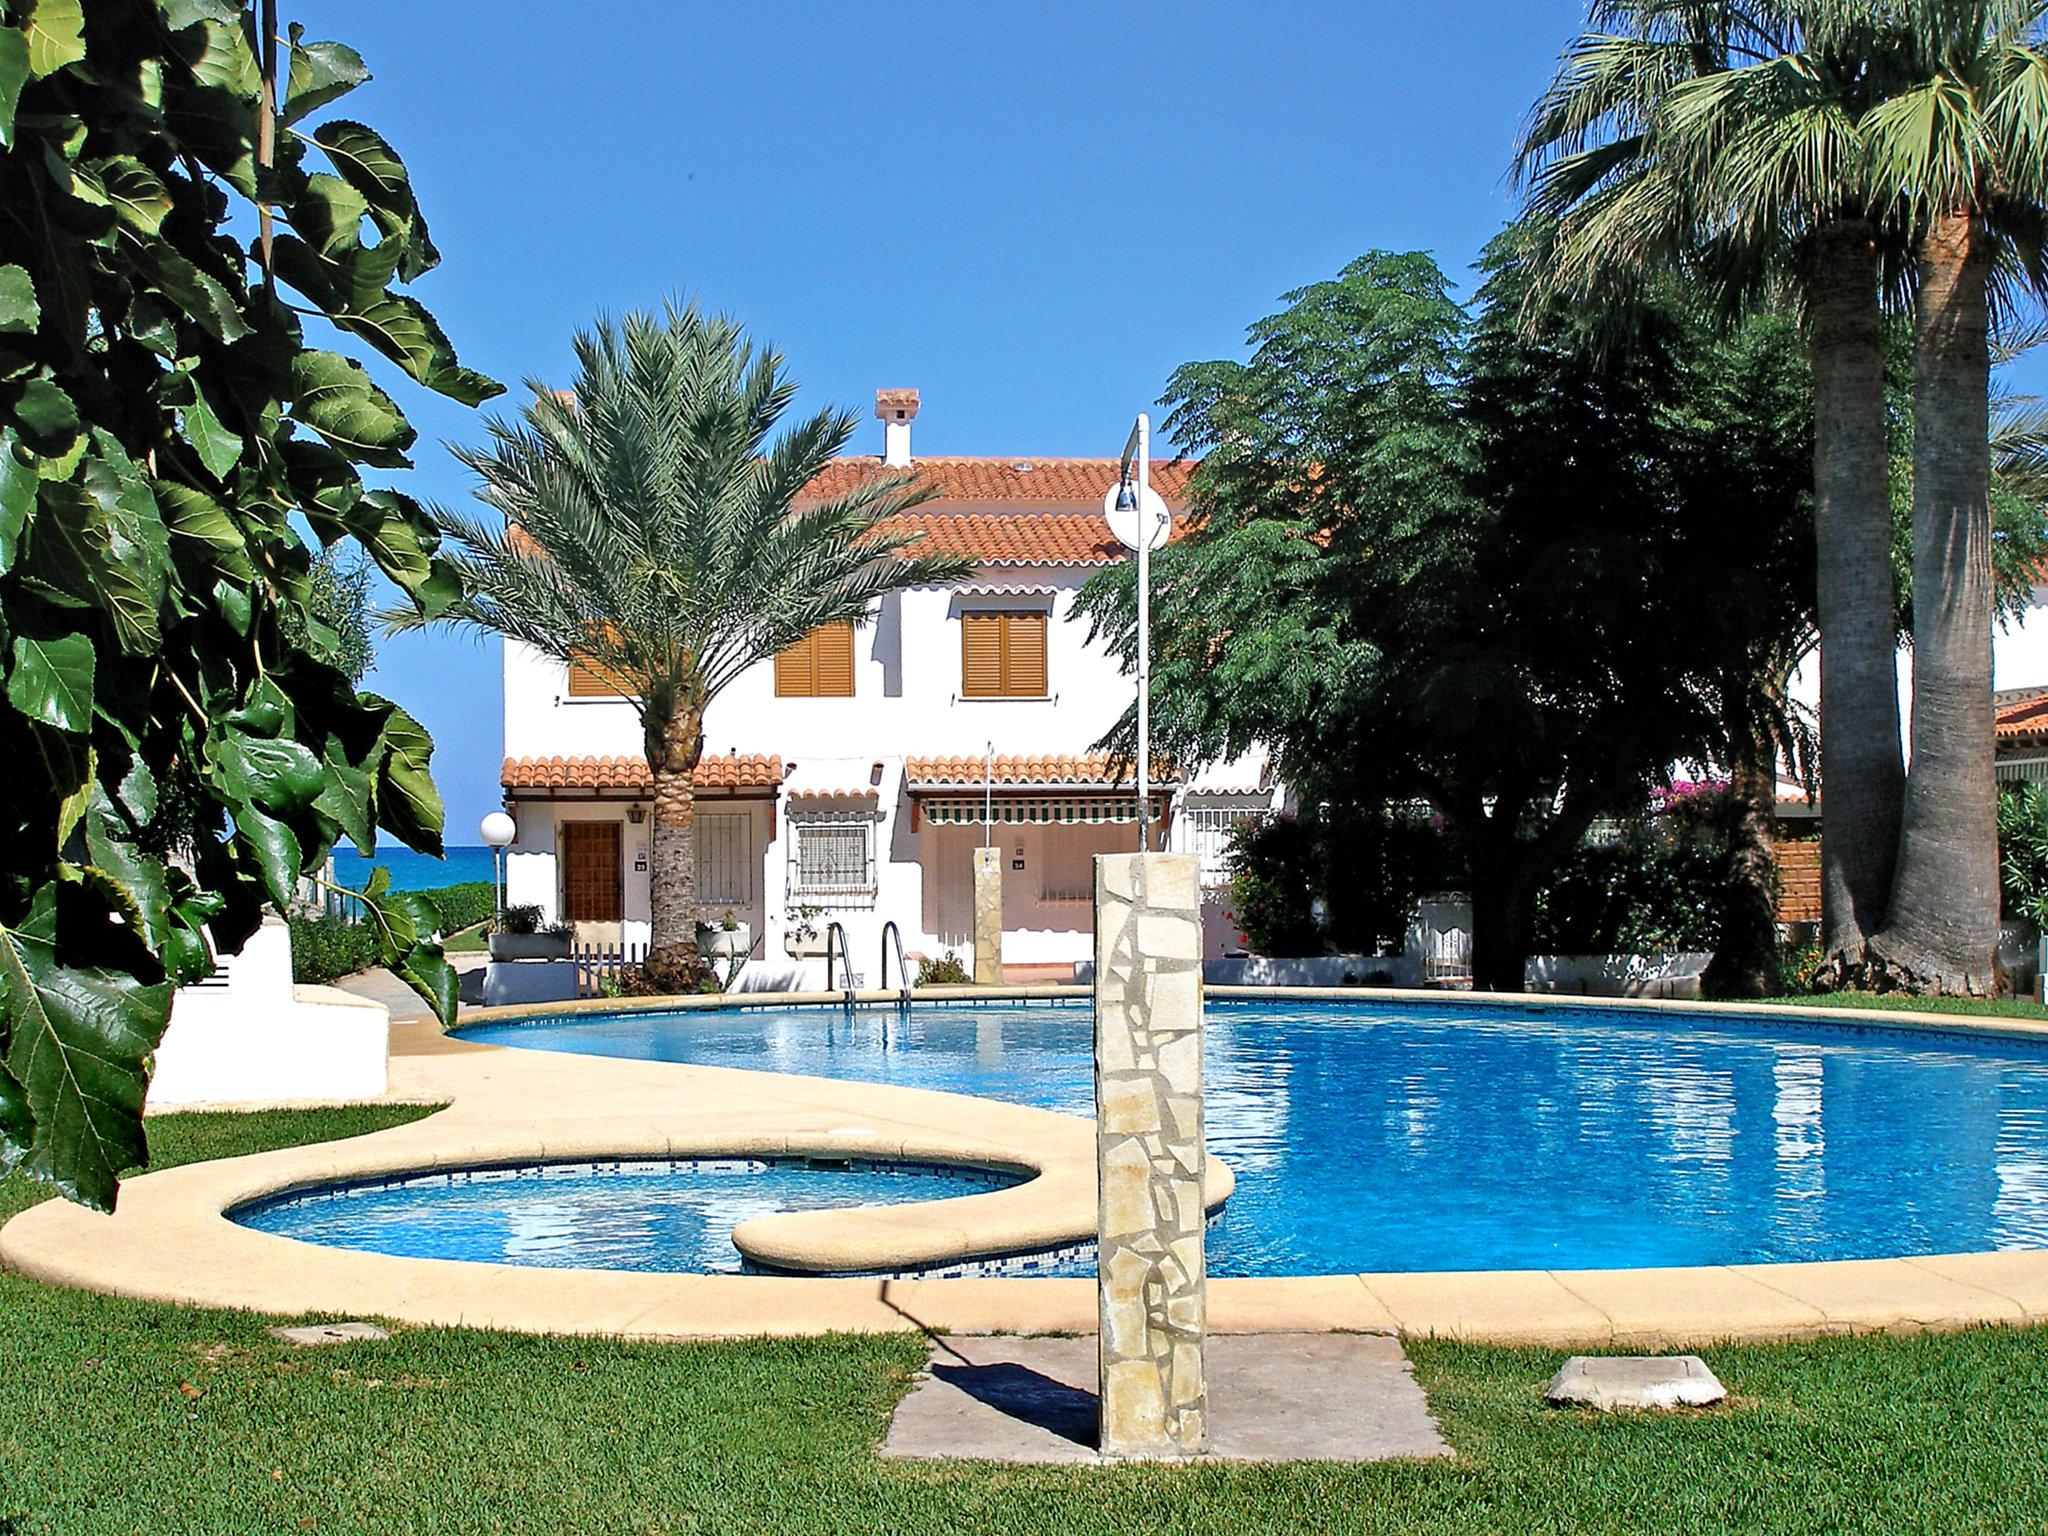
[695,812,752,906]
[1183,805,1268,886]
[774,621,856,698]
[566,625,635,698]
[788,818,875,904]
[1041,825,1126,902]
[960,611,1048,698]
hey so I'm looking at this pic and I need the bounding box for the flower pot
[696,921,751,961]
[488,931,572,962]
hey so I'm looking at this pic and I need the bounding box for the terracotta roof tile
[804,456,1197,507]
[501,754,783,793]
[1997,688,2048,744]
[905,754,1180,788]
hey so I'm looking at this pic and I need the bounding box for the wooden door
[559,821,622,924]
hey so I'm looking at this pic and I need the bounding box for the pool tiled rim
[2,986,2046,1343]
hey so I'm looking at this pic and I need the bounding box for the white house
[498,390,1283,985]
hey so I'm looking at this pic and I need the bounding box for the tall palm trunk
[644,707,704,994]
[1808,219,1906,968]
[1872,212,1999,994]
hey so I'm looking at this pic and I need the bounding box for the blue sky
[302,0,1601,840]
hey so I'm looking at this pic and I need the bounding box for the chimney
[876,388,919,467]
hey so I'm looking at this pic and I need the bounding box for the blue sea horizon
[332,844,497,893]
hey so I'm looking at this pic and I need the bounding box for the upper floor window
[566,654,634,698]
[961,611,1048,699]
[774,620,856,698]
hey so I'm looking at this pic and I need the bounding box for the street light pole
[1117,414,1155,852]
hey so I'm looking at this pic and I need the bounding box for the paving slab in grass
[882,1332,1451,1464]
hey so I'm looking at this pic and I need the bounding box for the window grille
[1183,804,1268,886]
[789,819,876,905]
[695,812,752,906]
[1041,827,1124,902]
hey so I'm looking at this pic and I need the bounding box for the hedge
[288,881,497,985]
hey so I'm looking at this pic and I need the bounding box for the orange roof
[905,754,1180,789]
[1997,688,2048,746]
[501,754,783,793]
[803,456,1196,507]
[877,511,1189,567]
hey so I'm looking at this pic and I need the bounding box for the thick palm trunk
[644,708,704,994]
[1871,213,1998,995]
[1808,219,1905,968]
[1701,754,1778,1000]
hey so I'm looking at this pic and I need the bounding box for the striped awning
[919,793,1168,826]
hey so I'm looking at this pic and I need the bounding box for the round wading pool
[232,1158,1024,1274]
[453,997,2048,1277]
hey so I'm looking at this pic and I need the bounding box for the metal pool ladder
[878,920,915,1002]
[823,921,859,1001]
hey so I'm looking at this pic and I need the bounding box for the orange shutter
[1004,611,1048,697]
[775,621,856,698]
[961,613,1005,697]
[567,654,632,698]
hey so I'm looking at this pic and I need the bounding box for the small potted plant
[694,911,752,963]
[487,905,574,961]
[782,903,823,958]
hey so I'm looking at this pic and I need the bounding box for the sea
[330,844,497,893]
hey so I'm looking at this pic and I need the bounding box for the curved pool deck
[5,986,2048,1346]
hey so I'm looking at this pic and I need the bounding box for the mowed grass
[3,1109,2047,1533]
[1763,990,2048,1022]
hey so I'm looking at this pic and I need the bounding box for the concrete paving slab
[267,1321,390,1347]
[1545,1354,1726,1411]
[881,1333,1451,1464]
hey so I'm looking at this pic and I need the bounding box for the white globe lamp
[480,812,516,914]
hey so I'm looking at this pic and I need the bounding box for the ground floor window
[788,817,876,906]
[695,811,753,906]
[1182,803,1269,886]
[1040,824,1128,903]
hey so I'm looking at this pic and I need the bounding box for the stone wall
[1092,851,1208,1458]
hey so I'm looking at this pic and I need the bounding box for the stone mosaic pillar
[972,846,1003,985]
[1093,851,1207,1458]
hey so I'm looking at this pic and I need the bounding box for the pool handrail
[878,921,912,1001]
[823,921,855,1000]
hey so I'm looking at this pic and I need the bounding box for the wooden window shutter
[567,625,634,698]
[775,621,856,698]
[961,613,1005,697]
[1004,611,1048,697]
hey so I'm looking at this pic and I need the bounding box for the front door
[559,820,622,926]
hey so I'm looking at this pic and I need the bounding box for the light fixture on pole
[1104,414,1170,851]
[479,811,516,915]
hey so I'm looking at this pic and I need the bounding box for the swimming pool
[235,1158,1022,1273]
[456,997,2048,1276]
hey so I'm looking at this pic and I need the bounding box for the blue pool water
[450,998,2048,1276]
[236,1158,1019,1273]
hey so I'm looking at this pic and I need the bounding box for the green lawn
[441,920,489,954]
[1763,990,2048,1022]
[3,1108,2047,1533]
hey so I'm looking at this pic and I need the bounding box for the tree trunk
[1701,754,1778,1000]
[643,707,704,994]
[1469,874,1536,994]
[1869,212,1999,995]
[1808,219,1905,968]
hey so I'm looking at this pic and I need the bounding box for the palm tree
[394,305,969,991]
[1856,0,2048,992]
[1516,0,1912,973]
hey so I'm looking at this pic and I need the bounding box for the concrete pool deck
[3,988,2048,1344]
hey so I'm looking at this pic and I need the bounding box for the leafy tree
[1516,0,1912,974]
[398,305,969,992]
[1077,243,1819,991]
[0,1,493,1210]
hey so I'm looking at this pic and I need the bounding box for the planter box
[1524,951,1712,999]
[696,922,752,961]
[488,931,572,962]
[482,959,578,1006]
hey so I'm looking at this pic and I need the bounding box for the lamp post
[480,811,516,915]
[1104,414,1169,851]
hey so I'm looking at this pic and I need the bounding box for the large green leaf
[331,290,502,404]
[215,726,326,813]
[0,26,28,148]
[0,263,37,332]
[0,1056,30,1175]
[368,695,444,855]
[81,788,172,946]
[143,248,250,344]
[21,0,84,80]
[0,885,174,1211]
[283,34,368,125]
[290,350,414,467]
[309,119,438,278]
[0,428,33,570]
[180,388,242,479]
[87,156,174,236]
[8,632,93,732]
[155,479,252,579]
[232,803,302,909]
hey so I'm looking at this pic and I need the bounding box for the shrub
[917,952,972,986]
[1999,784,2048,926]
[1533,819,1722,954]
[494,904,545,935]
[289,916,382,986]
[1225,808,1459,956]
[421,882,495,934]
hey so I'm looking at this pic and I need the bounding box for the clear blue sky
[302,0,1602,840]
